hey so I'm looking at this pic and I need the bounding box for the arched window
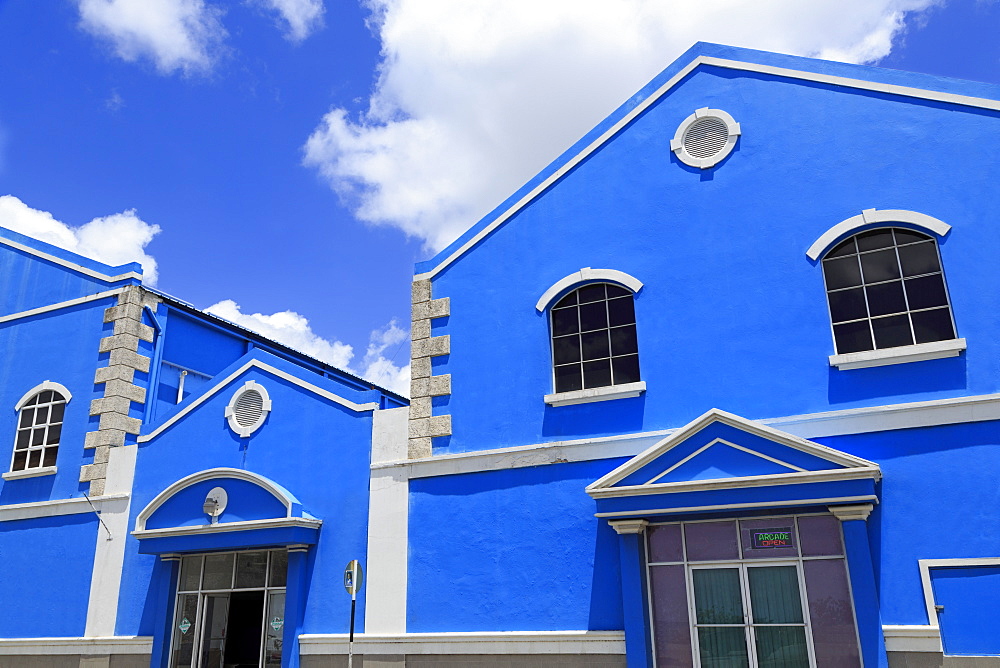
[550,283,640,393]
[822,227,956,354]
[11,388,67,472]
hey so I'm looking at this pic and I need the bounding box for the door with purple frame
[645,514,862,668]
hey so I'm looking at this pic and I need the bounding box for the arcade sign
[751,527,794,549]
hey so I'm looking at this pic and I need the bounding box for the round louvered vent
[683,117,729,159]
[233,389,263,427]
[670,108,741,169]
[225,382,271,437]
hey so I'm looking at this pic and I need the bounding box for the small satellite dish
[203,487,228,524]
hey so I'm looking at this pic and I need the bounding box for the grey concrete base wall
[0,656,147,668]
[302,655,625,668]
[889,652,1000,668]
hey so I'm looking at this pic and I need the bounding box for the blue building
[4,42,1000,668]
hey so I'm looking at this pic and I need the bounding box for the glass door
[690,563,813,668]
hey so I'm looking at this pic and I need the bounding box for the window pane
[235,551,268,588]
[577,284,606,304]
[43,447,57,467]
[582,359,612,389]
[865,281,906,317]
[827,288,867,323]
[649,564,694,667]
[24,394,39,407]
[698,627,749,668]
[19,409,35,428]
[754,627,809,668]
[904,274,948,310]
[898,241,940,277]
[579,301,608,332]
[825,238,856,258]
[797,515,843,557]
[605,284,629,298]
[31,429,45,446]
[16,429,30,449]
[12,450,26,471]
[179,556,203,591]
[269,550,288,588]
[554,291,576,308]
[551,307,579,336]
[856,229,894,252]
[693,568,744,624]
[38,391,54,404]
[611,355,640,385]
[610,325,638,356]
[170,593,199,668]
[804,560,862,667]
[859,248,900,283]
[912,308,955,343]
[607,297,635,327]
[833,321,873,354]
[822,257,862,290]
[580,330,610,360]
[203,553,234,589]
[49,402,65,423]
[894,228,931,245]
[554,364,582,393]
[264,591,286,667]
[34,406,49,425]
[685,522,740,561]
[28,450,41,468]
[872,314,913,349]
[748,566,803,624]
[46,423,62,445]
[552,335,581,365]
[648,524,684,563]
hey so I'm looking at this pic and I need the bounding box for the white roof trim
[134,467,297,532]
[14,381,72,410]
[535,268,643,312]
[0,236,142,283]
[644,437,805,486]
[587,408,879,492]
[415,55,998,281]
[593,494,879,519]
[0,288,123,325]
[806,209,952,260]
[132,516,322,540]
[138,359,378,443]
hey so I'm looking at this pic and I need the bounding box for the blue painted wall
[407,459,626,632]
[931,565,1000,655]
[0,513,98,637]
[418,44,1000,454]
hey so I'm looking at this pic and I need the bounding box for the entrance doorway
[169,549,287,668]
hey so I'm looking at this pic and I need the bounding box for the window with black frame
[550,283,640,393]
[822,228,956,355]
[10,389,66,472]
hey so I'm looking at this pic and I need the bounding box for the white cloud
[204,301,410,396]
[0,195,161,284]
[304,0,942,251]
[253,0,326,42]
[77,0,227,75]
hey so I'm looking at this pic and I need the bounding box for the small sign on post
[344,560,364,668]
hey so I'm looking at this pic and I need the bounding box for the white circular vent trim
[670,108,741,169]
[225,381,272,437]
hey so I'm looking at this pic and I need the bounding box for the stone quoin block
[103,379,147,403]
[94,364,136,385]
[84,429,127,449]
[408,437,431,459]
[103,303,143,324]
[409,396,432,420]
[108,348,151,373]
[411,319,431,340]
[411,335,450,359]
[411,279,432,304]
[410,357,432,379]
[113,318,155,342]
[98,412,142,435]
[90,396,132,417]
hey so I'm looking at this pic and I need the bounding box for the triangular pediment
[587,409,879,499]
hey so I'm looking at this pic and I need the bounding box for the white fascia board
[0,494,129,523]
[0,236,142,284]
[139,359,378,443]
[298,631,625,656]
[373,393,1000,480]
[882,626,942,653]
[414,56,1000,281]
[593,494,879,519]
[0,636,153,655]
[132,516,322,540]
[0,288,123,325]
[587,466,882,500]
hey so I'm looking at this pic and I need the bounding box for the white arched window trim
[535,268,644,313]
[806,209,951,261]
[14,381,72,411]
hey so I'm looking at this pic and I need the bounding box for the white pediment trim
[586,408,879,494]
[645,437,806,485]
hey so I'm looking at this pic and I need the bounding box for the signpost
[344,560,364,668]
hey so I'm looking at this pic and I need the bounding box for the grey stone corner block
[114,318,156,342]
[104,378,147,403]
[118,285,145,305]
[409,396,432,420]
[99,333,140,354]
[408,436,432,459]
[85,429,127,449]
[103,303,143,324]
[90,395,132,417]
[410,356,431,379]
[108,348,151,373]
[88,478,106,497]
[93,445,111,465]
[411,279,432,305]
[412,297,450,322]
[95,364,136,385]
[98,412,142,435]
[411,319,431,341]
[79,461,108,482]
[411,335,449,358]
[409,414,451,439]
[410,374,451,399]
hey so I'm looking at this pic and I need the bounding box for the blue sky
[0,0,998,395]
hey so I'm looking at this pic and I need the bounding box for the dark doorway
[223,591,265,667]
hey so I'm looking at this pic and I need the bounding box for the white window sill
[2,466,57,481]
[545,381,646,407]
[830,338,966,370]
